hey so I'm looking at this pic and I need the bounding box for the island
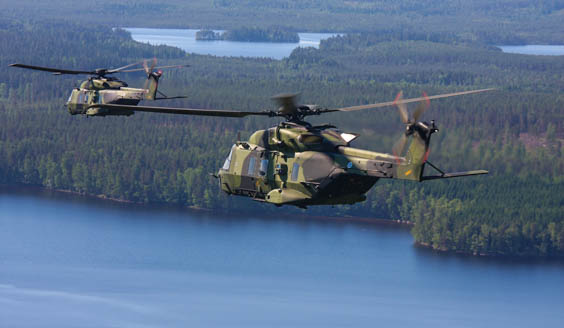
[195,29,222,41]
[196,27,299,43]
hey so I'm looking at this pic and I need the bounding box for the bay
[1,186,563,327]
[124,28,340,59]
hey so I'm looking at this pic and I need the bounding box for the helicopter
[83,88,494,208]
[9,59,188,117]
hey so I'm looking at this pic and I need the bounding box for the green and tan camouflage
[67,68,165,116]
[83,89,491,207]
[9,60,187,116]
[216,118,486,207]
[66,77,144,116]
[8,70,491,208]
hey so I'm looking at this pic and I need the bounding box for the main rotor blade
[120,64,190,73]
[107,61,144,73]
[9,63,95,75]
[87,104,273,118]
[334,88,495,112]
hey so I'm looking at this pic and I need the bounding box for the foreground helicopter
[84,88,494,208]
[9,59,188,116]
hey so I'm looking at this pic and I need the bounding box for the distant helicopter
[84,88,494,208]
[9,59,188,116]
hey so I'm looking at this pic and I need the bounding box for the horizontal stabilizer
[421,170,488,181]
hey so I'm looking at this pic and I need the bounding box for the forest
[0,0,563,43]
[0,17,562,257]
[197,27,299,43]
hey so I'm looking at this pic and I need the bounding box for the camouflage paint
[67,74,162,116]
[217,121,434,207]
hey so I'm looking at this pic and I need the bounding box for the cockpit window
[77,91,89,104]
[222,147,234,170]
[259,159,268,176]
[248,157,256,175]
[291,162,300,181]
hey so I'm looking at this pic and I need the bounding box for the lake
[125,28,564,58]
[125,28,341,59]
[1,185,563,327]
[498,45,564,56]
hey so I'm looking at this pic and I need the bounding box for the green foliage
[1,21,563,257]
[223,27,299,43]
[196,27,299,42]
[196,30,222,41]
[1,0,562,43]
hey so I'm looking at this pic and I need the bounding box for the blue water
[1,186,564,327]
[498,45,564,56]
[125,28,340,59]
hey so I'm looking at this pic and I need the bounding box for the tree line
[0,21,562,257]
[197,27,299,43]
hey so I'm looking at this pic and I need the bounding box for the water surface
[125,28,340,59]
[498,45,564,56]
[1,186,563,327]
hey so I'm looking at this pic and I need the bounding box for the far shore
[0,183,411,227]
[3,183,562,260]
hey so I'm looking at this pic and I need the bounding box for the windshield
[222,146,234,170]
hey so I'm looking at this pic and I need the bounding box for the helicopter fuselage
[217,122,419,207]
[66,78,146,116]
[10,60,182,117]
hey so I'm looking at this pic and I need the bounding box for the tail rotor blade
[392,134,408,157]
[143,58,158,90]
[143,60,149,75]
[149,58,157,75]
[394,91,409,124]
[413,92,430,122]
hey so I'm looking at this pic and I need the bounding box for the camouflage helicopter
[83,88,494,208]
[9,59,188,116]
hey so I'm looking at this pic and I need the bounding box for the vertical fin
[395,124,435,181]
[145,70,162,100]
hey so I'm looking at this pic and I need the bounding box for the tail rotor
[143,58,162,100]
[392,91,435,159]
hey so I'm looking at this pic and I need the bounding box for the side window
[291,162,300,181]
[247,157,256,176]
[259,159,268,176]
[78,91,89,104]
[222,147,234,170]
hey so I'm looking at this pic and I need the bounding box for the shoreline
[414,241,564,261]
[3,183,561,261]
[0,183,412,227]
